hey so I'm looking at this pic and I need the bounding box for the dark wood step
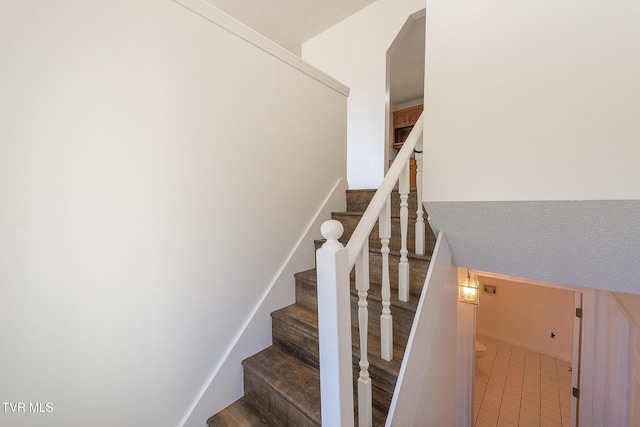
[367,249,430,298]
[346,188,425,215]
[331,211,437,254]
[312,240,431,297]
[305,245,431,299]
[243,345,321,426]
[242,344,388,426]
[271,304,319,367]
[271,302,407,414]
[207,397,267,426]
[271,302,410,370]
[207,188,438,427]
[292,269,419,344]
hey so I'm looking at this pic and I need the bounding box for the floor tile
[541,406,562,422]
[475,419,494,427]
[519,419,540,427]
[474,336,573,427]
[498,407,519,423]
[540,414,563,427]
[478,407,499,425]
[520,406,541,422]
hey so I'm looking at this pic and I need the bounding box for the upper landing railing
[316,113,425,426]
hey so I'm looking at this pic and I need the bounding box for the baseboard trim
[178,178,348,427]
[475,331,571,363]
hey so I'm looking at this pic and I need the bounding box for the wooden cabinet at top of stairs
[388,159,417,190]
[390,104,422,189]
[392,104,423,149]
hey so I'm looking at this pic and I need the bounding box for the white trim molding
[173,0,350,97]
[179,179,348,427]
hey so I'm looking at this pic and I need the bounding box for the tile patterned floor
[474,335,573,427]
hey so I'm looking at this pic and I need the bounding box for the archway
[385,10,425,177]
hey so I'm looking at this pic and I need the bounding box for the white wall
[182,178,348,426]
[387,233,458,426]
[423,0,640,294]
[423,0,640,202]
[303,0,425,189]
[0,1,347,426]
[475,277,575,361]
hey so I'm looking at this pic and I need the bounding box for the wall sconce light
[458,269,479,305]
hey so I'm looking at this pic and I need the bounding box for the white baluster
[355,246,372,427]
[379,197,393,361]
[398,163,410,302]
[415,150,425,255]
[316,220,355,427]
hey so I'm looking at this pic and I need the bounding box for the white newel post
[316,220,355,427]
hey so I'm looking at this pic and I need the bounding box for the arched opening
[385,10,425,182]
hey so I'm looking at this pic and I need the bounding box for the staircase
[207,189,436,426]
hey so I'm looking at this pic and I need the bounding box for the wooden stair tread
[242,344,389,426]
[346,188,425,215]
[332,210,424,219]
[313,239,432,262]
[272,303,406,375]
[207,188,436,425]
[294,268,317,284]
[207,397,267,427]
[243,345,322,424]
[295,267,423,306]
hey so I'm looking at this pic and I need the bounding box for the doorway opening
[460,269,594,427]
[384,10,425,178]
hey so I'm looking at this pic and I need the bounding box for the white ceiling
[204,0,379,54]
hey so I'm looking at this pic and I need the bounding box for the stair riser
[243,368,319,427]
[271,317,399,413]
[295,275,318,312]
[273,299,414,360]
[359,301,415,345]
[365,365,397,412]
[332,213,436,254]
[272,316,319,367]
[208,189,434,426]
[367,251,430,298]
[352,363,396,413]
[313,241,432,297]
[346,189,425,215]
[281,303,414,368]
[294,276,417,343]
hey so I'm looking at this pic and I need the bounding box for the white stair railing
[316,113,425,426]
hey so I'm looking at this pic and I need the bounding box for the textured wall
[423,0,640,293]
[427,200,640,293]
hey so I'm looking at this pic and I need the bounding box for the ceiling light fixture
[458,269,479,305]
